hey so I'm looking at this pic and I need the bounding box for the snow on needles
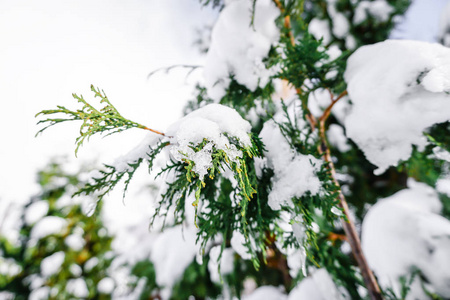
[362,180,450,298]
[167,104,252,180]
[204,0,280,101]
[344,40,450,175]
[259,120,322,210]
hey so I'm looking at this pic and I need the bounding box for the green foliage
[0,161,115,299]
[278,33,347,94]
[74,140,168,204]
[171,258,222,300]
[36,85,155,156]
[129,260,159,300]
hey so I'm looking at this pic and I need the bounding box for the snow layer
[207,246,234,283]
[362,180,450,298]
[327,124,351,153]
[30,216,67,239]
[97,277,115,294]
[65,232,85,251]
[150,225,199,299]
[113,133,161,173]
[309,18,331,45]
[259,120,322,210]
[66,278,89,298]
[24,201,49,225]
[344,40,450,174]
[353,0,394,25]
[168,104,252,180]
[243,285,287,300]
[288,268,348,300]
[40,251,65,277]
[204,0,280,101]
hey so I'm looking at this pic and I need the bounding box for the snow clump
[204,0,280,101]
[243,285,287,300]
[362,180,450,299]
[353,0,394,24]
[288,268,349,300]
[259,120,322,210]
[344,40,450,175]
[150,225,199,299]
[168,104,252,180]
[40,251,65,277]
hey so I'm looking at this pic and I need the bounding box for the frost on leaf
[344,40,450,175]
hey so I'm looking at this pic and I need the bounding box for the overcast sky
[0,0,217,203]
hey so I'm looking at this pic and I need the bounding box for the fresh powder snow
[344,40,450,175]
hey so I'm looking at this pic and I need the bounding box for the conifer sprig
[36,85,165,156]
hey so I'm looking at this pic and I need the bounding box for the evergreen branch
[36,85,165,156]
[73,141,166,202]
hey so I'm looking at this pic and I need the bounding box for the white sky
[0,0,216,204]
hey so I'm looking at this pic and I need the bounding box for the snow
[167,104,252,180]
[230,231,252,260]
[437,176,450,197]
[40,251,65,277]
[24,201,49,225]
[84,257,99,272]
[69,264,82,277]
[309,18,332,45]
[243,285,287,300]
[362,180,450,298]
[344,40,450,174]
[204,0,280,101]
[207,246,234,283]
[288,269,348,300]
[30,216,68,240]
[150,225,199,299]
[113,134,162,173]
[259,120,322,210]
[327,124,351,153]
[29,287,50,300]
[65,233,85,251]
[353,0,394,25]
[67,278,89,298]
[98,277,115,294]
[327,3,350,39]
[433,146,450,162]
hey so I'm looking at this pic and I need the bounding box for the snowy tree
[31,0,450,299]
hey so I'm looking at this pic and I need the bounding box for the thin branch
[319,90,348,123]
[147,64,202,80]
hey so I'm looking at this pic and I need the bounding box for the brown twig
[140,126,167,137]
[317,91,382,300]
[272,1,383,299]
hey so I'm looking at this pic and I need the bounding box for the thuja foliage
[36,85,162,156]
[32,0,450,299]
